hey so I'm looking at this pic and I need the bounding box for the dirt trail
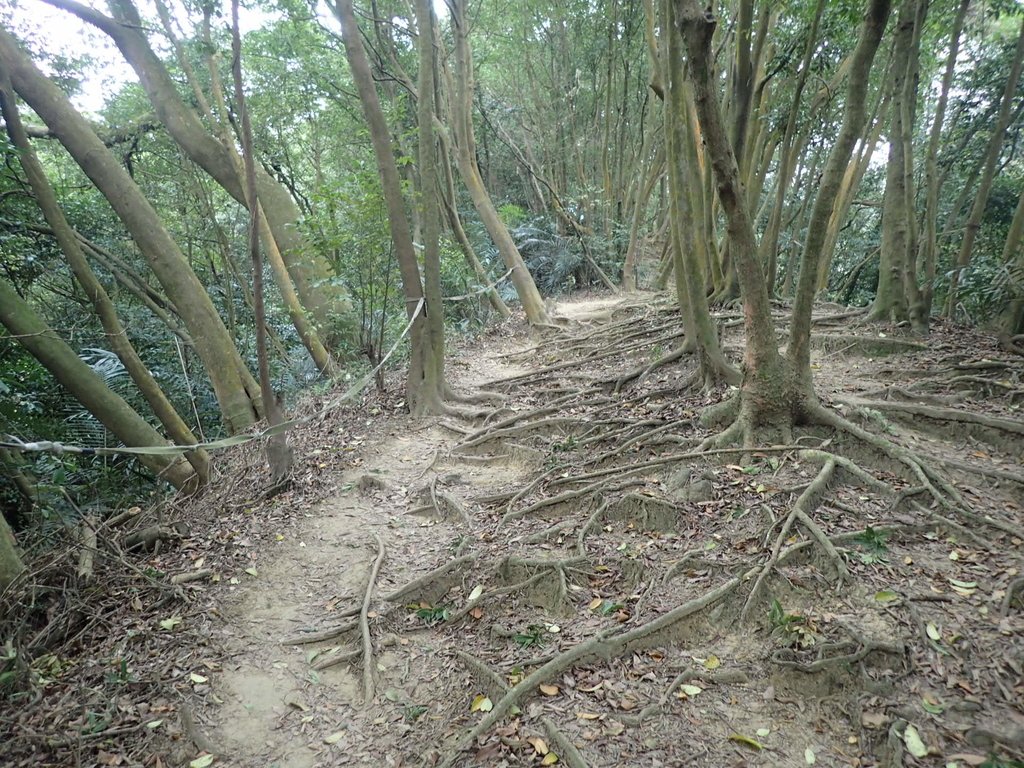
[209,295,633,766]
[204,293,1024,768]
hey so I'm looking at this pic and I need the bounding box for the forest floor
[3,291,1023,768]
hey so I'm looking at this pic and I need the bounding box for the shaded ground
[2,292,1022,768]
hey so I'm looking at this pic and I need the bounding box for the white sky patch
[6,0,277,116]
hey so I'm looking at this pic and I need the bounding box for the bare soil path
[3,292,1022,768]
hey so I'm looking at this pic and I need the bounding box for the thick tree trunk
[677,0,794,434]
[867,3,916,324]
[0,76,210,486]
[677,0,891,440]
[0,277,194,488]
[946,17,1024,317]
[0,26,262,434]
[41,0,353,350]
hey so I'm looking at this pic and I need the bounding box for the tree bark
[446,0,550,325]
[40,0,353,350]
[331,0,429,409]
[0,26,262,434]
[0,277,194,488]
[946,17,1024,317]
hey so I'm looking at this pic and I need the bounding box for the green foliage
[512,624,548,648]
[853,526,890,565]
[413,605,451,626]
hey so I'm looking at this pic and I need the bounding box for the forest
[0,0,1022,765]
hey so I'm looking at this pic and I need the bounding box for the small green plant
[105,658,133,685]
[512,624,547,649]
[552,435,578,453]
[768,599,816,649]
[853,526,889,564]
[981,757,1024,768]
[413,605,450,626]
[404,704,428,722]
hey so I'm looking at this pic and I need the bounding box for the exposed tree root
[438,576,744,768]
[771,631,904,673]
[382,554,477,605]
[843,397,1024,437]
[358,533,385,701]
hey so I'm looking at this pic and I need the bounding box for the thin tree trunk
[415,0,446,414]
[231,0,292,483]
[0,75,209,485]
[0,277,193,488]
[759,0,825,289]
[946,17,1024,316]
[917,0,970,323]
[0,26,262,434]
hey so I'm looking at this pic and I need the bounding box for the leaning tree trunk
[41,0,353,351]
[0,26,262,434]
[0,277,194,489]
[0,75,210,485]
[447,0,550,326]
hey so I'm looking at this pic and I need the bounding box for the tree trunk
[41,0,353,351]
[677,0,793,435]
[788,0,891,378]
[917,0,970,323]
[446,0,550,325]
[664,0,739,388]
[0,277,194,488]
[331,0,429,409]
[946,17,1024,317]
[414,0,446,414]
[677,0,891,441]
[0,26,262,434]
[759,0,825,290]
[867,0,917,324]
[0,75,210,485]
